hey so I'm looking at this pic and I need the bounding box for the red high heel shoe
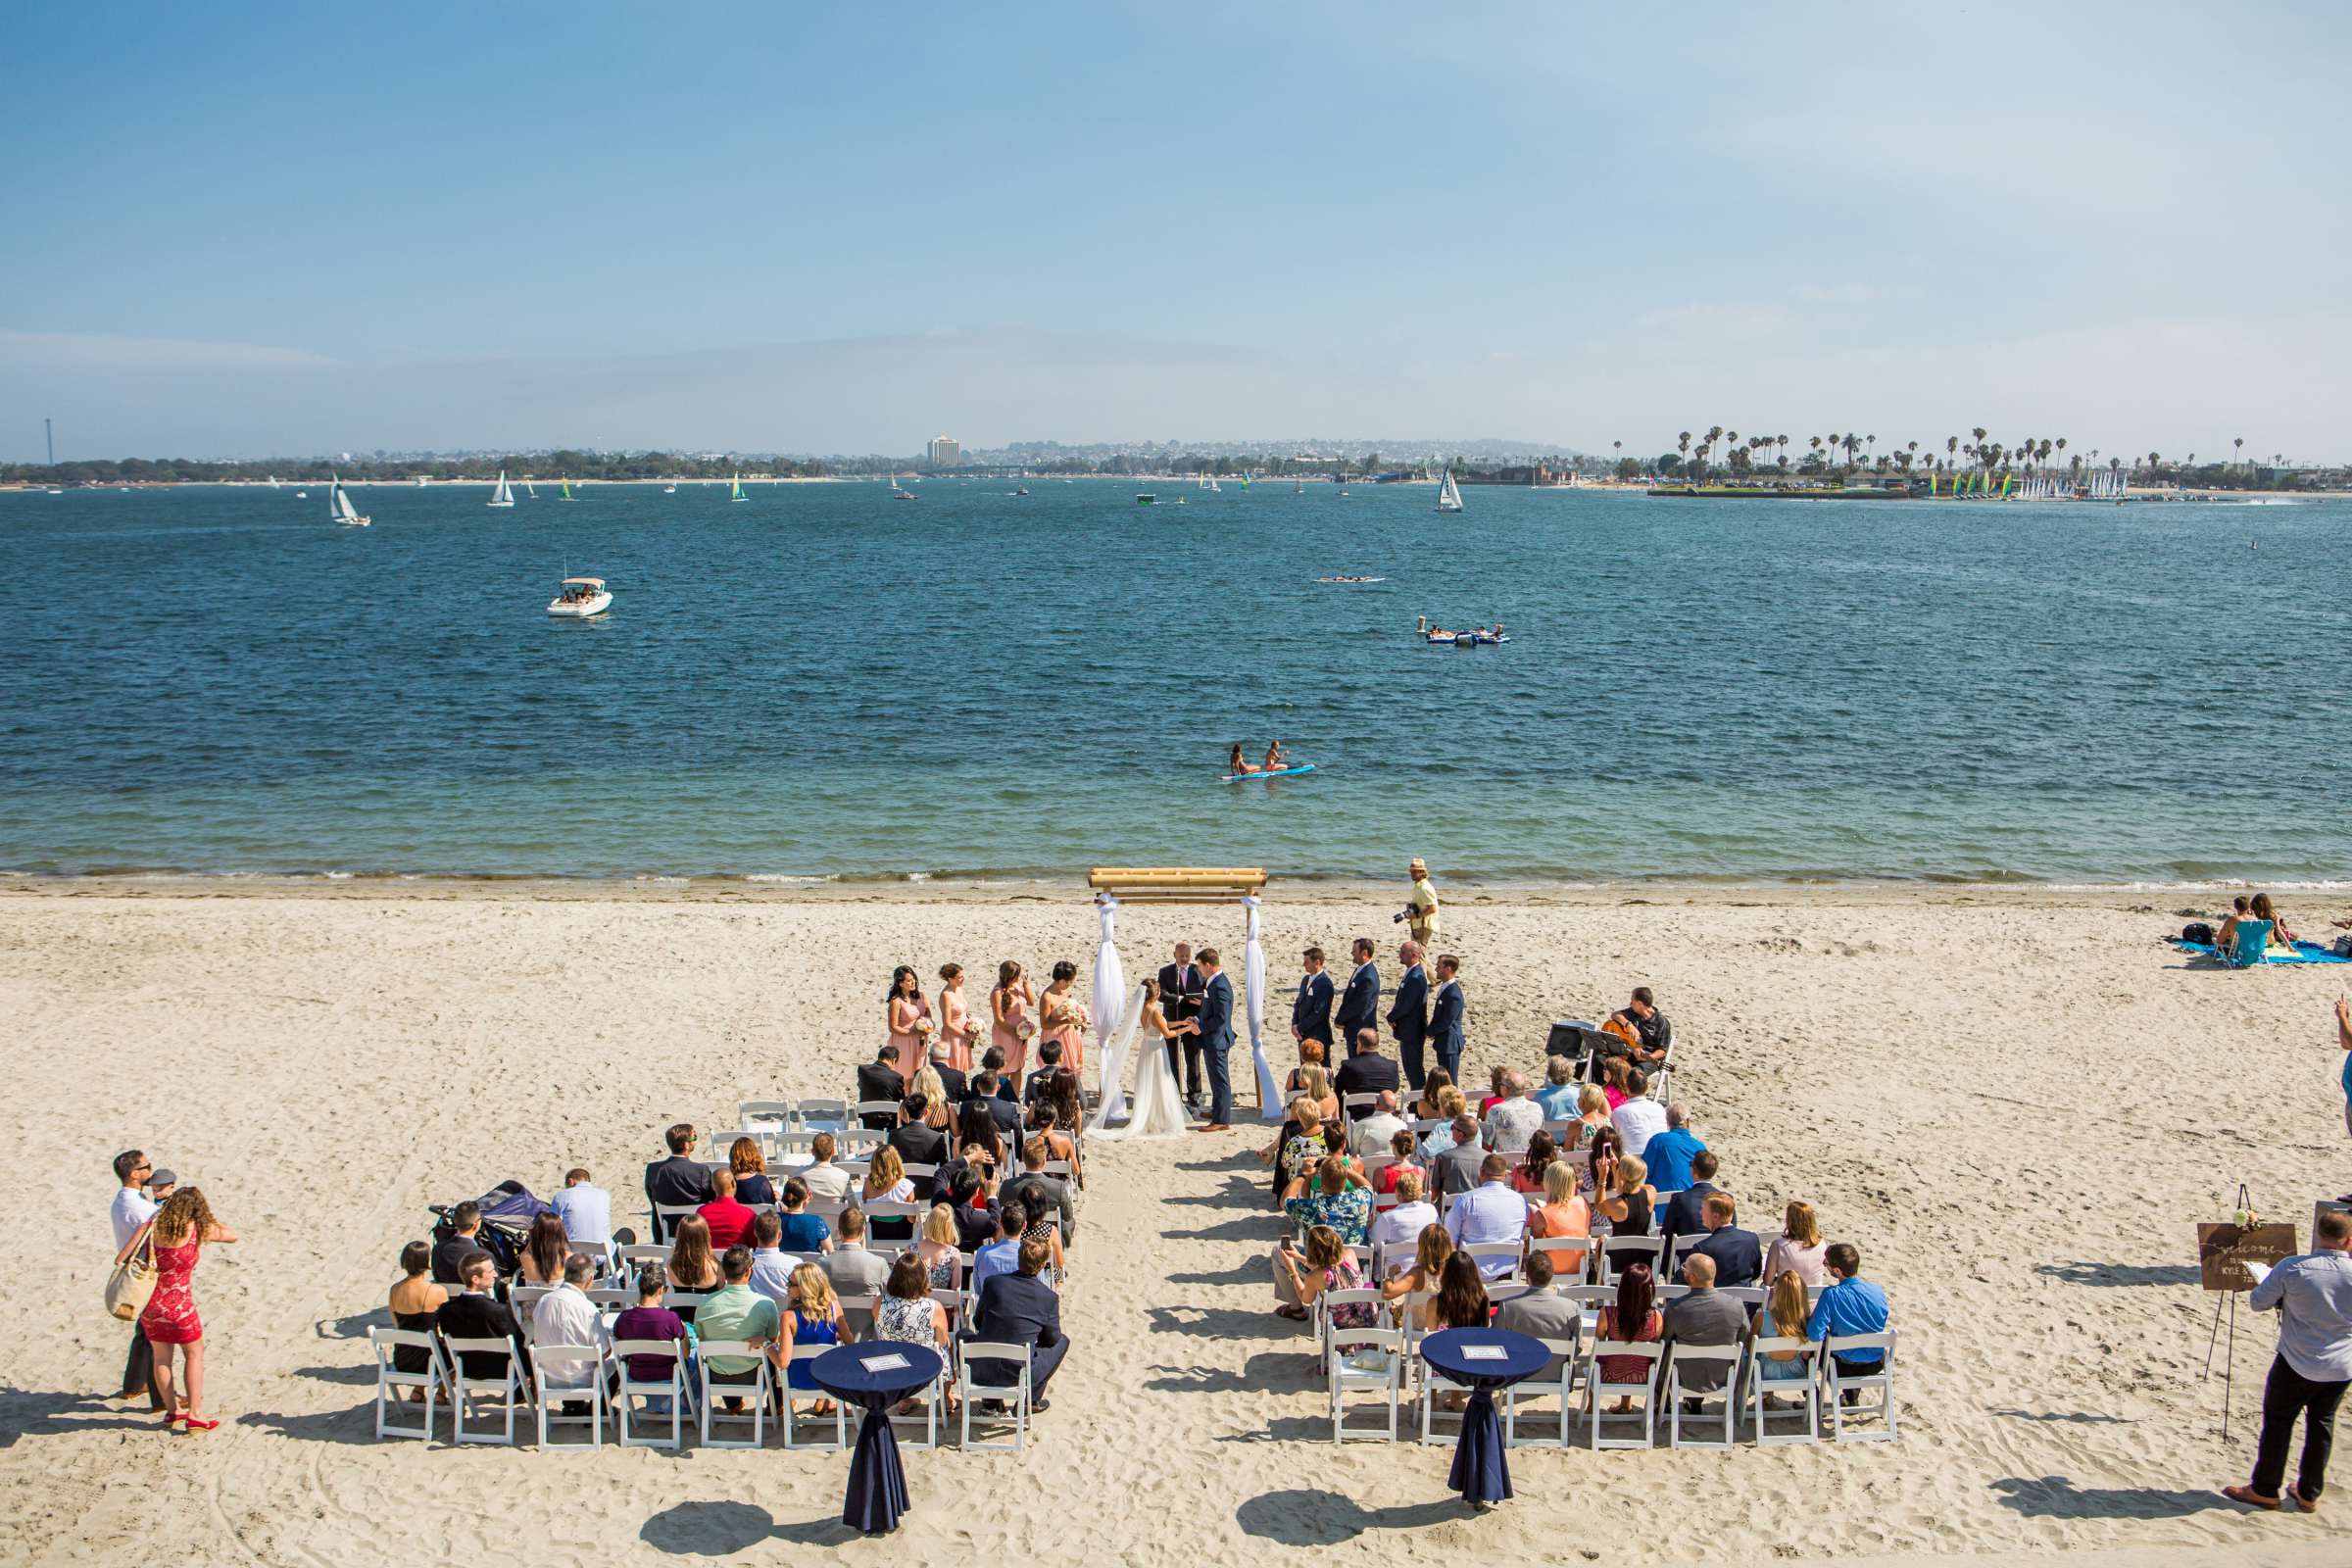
[181,1416,220,1433]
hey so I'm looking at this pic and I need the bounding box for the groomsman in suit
[1290,947,1335,1052]
[1184,948,1237,1131]
[1156,942,1208,1113]
[1428,954,1466,1084]
[1387,939,1431,1091]
[1334,938,1380,1054]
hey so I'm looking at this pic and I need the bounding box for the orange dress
[1040,985,1085,1075]
[992,986,1033,1077]
[888,996,932,1086]
[937,988,977,1073]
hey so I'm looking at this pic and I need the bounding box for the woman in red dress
[118,1186,237,1431]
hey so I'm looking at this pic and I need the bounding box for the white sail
[1436,466,1464,514]
[489,470,514,508]
[330,482,357,521]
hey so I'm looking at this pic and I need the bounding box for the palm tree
[1865,433,1877,466]
[2054,437,2067,469]
[1778,434,1789,469]
[1678,431,1691,466]
[1613,440,1622,468]
[1946,435,1959,468]
[2234,436,2244,468]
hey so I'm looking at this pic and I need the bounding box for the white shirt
[111,1187,159,1251]
[1612,1096,1669,1159]
[1351,1111,1408,1158]
[2252,1250,2352,1382]
[749,1247,798,1305]
[550,1182,612,1244]
[1444,1181,1528,1276]
[802,1161,854,1201]
[530,1284,611,1388]
[1371,1200,1439,1276]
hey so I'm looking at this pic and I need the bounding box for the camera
[1392,908,1409,924]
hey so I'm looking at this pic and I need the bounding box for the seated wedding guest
[822,1204,896,1328]
[1435,1113,1488,1197]
[517,1211,570,1287]
[858,1045,906,1125]
[728,1138,777,1207]
[1002,1139,1079,1248]
[926,1037,970,1104]
[874,1251,956,1415]
[1659,1150,1722,1248]
[1418,1089,1471,1163]
[1529,1159,1592,1244]
[1756,1271,1814,1407]
[1031,1091,1084,1189]
[1686,1192,1763,1288]
[1411,1067,1456,1123]
[645,1124,714,1237]
[531,1254,611,1407]
[776,1177,833,1254]
[1333,1027,1399,1113]
[1662,1252,1744,1408]
[386,1242,447,1396]
[955,1098,1006,1179]
[1511,1130,1559,1196]
[550,1168,612,1245]
[698,1168,758,1252]
[1427,1250,1494,1373]
[910,1203,961,1290]
[947,1169,999,1251]
[664,1215,722,1319]
[1533,1055,1582,1124]
[437,1250,530,1381]
[1370,1168,1440,1278]
[748,1210,796,1303]
[1382,1224,1454,1307]
[1611,1068,1668,1158]
[1371,1127,1424,1196]
[968,1069,1026,1159]
[1283,1038,1326,1098]
[1595,1153,1654,1237]
[1445,1152,1529,1276]
[1476,1063,1511,1116]
[1494,1248,1581,1361]
[775,1263,844,1420]
[694,1247,778,1408]
[1642,1104,1706,1194]
[801,1133,854,1202]
[1023,1038,1065,1106]
[1585,1128,1622,1200]
[1594,1260,1662,1413]
[1483,1068,1544,1153]
[860,1147,918,1242]
[1806,1243,1891,1398]
[1282,1154,1374,1248]
[1020,1198,1068,1280]
[1350,1090,1408,1158]
[612,1269,695,1414]
[430,1201,487,1285]
[966,1237,1068,1410]
[1274,1222,1374,1326]
[1575,1083,1613,1147]
[1598,1055,1632,1110]
[909,1065,956,1133]
[1764,1200,1829,1287]
[969,1202,1028,1298]
[892,1094,951,1168]
[1265,1097,1328,1201]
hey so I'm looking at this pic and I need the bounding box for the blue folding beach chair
[2221,919,2274,969]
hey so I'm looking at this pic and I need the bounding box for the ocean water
[4,478,2349,885]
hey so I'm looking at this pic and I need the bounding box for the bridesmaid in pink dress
[990,960,1036,1079]
[1039,959,1087,1075]
[886,966,931,1087]
[935,963,978,1073]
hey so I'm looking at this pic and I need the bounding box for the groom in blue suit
[1185,948,1237,1131]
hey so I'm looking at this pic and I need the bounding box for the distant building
[927,436,961,467]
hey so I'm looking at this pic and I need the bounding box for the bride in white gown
[1094,977,1191,1140]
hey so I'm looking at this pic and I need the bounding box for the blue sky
[4,2,2347,459]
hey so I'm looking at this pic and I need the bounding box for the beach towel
[2168,937,2351,966]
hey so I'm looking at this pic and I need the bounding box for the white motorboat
[328,474,370,526]
[548,576,612,618]
[488,470,515,508]
[662,483,677,494]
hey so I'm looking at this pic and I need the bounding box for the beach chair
[696,1343,772,1448]
[780,1345,849,1450]
[1328,1327,1402,1442]
[1746,1336,1822,1445]
[442,1334,529,1446]
[1823,1331,1898,1441]
[368,1326,447,1441]
[1504,1335,1581,1448]
[612,1337,691,1449]
[2223,919,2275,969]
[1663,1342,1743,1449]
[957,1342,1032,1450]
[530,1346,610,1449]
[1583,1340,1664,1448]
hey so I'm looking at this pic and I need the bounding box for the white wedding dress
[1095,1019,1191,1141]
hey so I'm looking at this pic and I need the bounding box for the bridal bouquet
[913,1015,936,1039]
[1073,1004,1092,1030]
[1016,1019,1038,1041]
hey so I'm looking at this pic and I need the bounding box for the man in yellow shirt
[1406,858,1441,948]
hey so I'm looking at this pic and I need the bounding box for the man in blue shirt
[1806,1243,1890,1401]
[1642,1105,1706,1194]
[1532,1055,1581,1123]
[969,1201,1028,1299]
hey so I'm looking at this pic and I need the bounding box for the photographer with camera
[1400,858,1440,950]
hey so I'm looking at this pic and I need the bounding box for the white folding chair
[1747,1336,1822,1445]
[1823,1331,1898,1441]
[886,1346,946,1449]
[616,1244,671,1277]
[441,1334,528,1446]
[697,1343,772,1447]
[901,1162,941,1185]
[1599,1234,1666,1285]
[739,1100,796,1132]
[1327,1327,1401,1442]
[1666,1232,1708,1279]
[779,1343,850,1450]
[367,1326,447,1440]
[612,1338,690,1449]
[957,1341,1032,1450]
[1314,1288,1384,1361]
[1463,1240,1525,1283]
[1503,1335,1581,1448]
[795,1097,850,1133]
[854,1100,903,1130]
[1583,1340,1663,1448]
[1342,1093,1380,1119]
[567,1241,616,1279]
[1417,1344,1474,1446]
[1529,1235,1594,1285]
[530,1346,609,1448]
[507,1283,553,1322]
[1663,1342,1743,1449]
[654,1203,703,1243]
[586,1285,634,1312]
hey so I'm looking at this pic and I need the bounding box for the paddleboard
[1224,763,1317,783]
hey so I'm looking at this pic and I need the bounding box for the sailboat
[890,470,915,501]
[560,476,575,502]
[487,471,515,509]
[268,475,279,489]
[416,476,428,487]
[1435,466,1465,514]
[328,474,370,527]
[729,472,746,503]
[524,480,538,500]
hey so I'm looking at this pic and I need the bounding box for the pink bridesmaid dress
[1042,986,1085,1075]
[992,986,1031,1078]
[888,996,931,1086]
[938,988,977,1073]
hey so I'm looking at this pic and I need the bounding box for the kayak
[1225,763,1317,783]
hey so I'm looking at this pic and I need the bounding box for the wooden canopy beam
[1088,866,1268,903]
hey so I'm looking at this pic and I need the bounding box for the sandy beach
[6,878,2350,1567]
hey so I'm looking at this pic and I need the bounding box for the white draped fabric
[1089,896,1130,1124]
[1244,895,1280,1118]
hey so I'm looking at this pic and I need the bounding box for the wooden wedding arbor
[1084,868,1281,1123]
